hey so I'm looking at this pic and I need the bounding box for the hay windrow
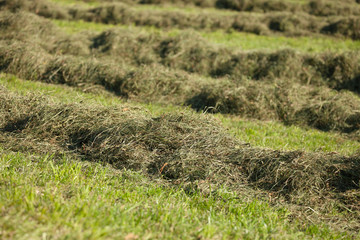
[79,0,360,17]
[0,87,359,225]
[3,0,360,40]
[91,29,360,90]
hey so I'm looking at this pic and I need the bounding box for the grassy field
[1,0,360,239]
[2,150,350,240]
[0,76,358,239]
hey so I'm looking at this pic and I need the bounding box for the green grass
[1,74,359,156]
[202,30,360,53]
[0,150,351,239]
[2,1,360,238]
[52,19,360,53]
[53,19,116,34]
[49,0,99,7]
[219,115,360,155]
[132,4,240,16]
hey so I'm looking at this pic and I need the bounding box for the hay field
[0,0,360,239]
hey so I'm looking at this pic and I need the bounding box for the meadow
[0,0,360,239]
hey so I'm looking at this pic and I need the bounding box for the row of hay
[1,87,359,224]
[89,29,360,93]
[3,0,360,40]
[138,0,360,17]
[1,40,360,134]
[3,11,358,94]
[78,0,360,17]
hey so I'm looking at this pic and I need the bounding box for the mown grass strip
[0,150,349,239]
[218,115,360,155]
[1,73,359,156]
[202,30,360,53]
[53,19,116,33]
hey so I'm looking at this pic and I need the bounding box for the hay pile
[0,11,93,55]
[0,87,359,219]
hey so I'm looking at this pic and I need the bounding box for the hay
[1,11,360,135]
[4,11,358,92]
[306,0,358,17]
[2,38,360,134]
[322,17,360,40]
[91,29,160,65]
[0,87,359,217]
[4,0,359,39]
[101,0,360,17]
[87,28,360,92]
[0,10,93,55]
[0,0,70,19]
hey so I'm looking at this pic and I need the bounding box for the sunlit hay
[0,0,70,19]
[0,11,92,55]
[2,40,360,134]
[322,17,360,40]
[0,87,359,217]
[91,28,160,65]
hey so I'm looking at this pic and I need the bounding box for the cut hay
[1,40,360,134]
[89,28,360,92]
[3,0,359,39]
[0,87,359,222]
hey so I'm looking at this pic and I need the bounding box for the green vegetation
[49,0,98,6]
[202,31,360,52]
[219,115,360,155]
[2,151,352,239]
[1,0,360,238]
[53,19,116,33]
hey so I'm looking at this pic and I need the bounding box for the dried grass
[0,87,359,223]
[3,0,360,39]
